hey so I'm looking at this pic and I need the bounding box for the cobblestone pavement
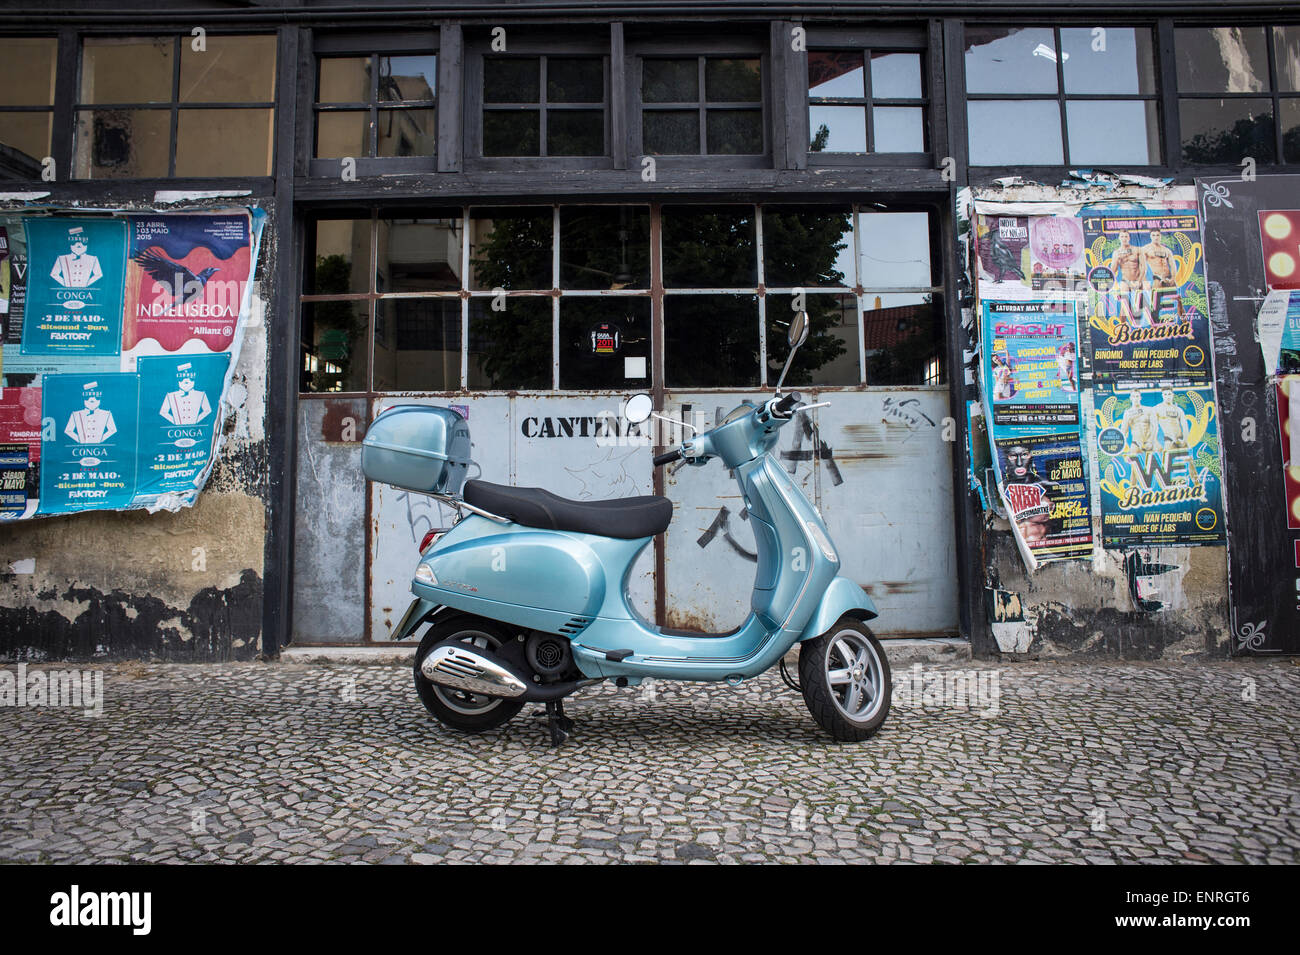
[0,658,1296,864]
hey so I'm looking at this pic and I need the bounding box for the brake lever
[796,401,832,412]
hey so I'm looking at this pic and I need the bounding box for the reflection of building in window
[862,297,944,387]
[0,37,56,180]
[315,53,437,161]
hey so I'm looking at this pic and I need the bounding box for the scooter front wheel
[414,614,524,733]
[798,618,891,742]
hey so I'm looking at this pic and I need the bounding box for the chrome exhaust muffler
[420,644,529,698]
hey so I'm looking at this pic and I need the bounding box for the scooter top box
[362,405,471,495]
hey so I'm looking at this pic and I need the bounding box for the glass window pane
[180,34,277,103]
[967,100,1063,165]
[306,219,371,295]
[808,50,864,98]
[469,207,553,291]
[767,293,859,386]
[706,109,762,154]
[547,110,604,156]
[873,106,925,152]
[1175,27,1269,93]
[301,301,369,393]
[662,206,757,288]
[73,109,170,178]
[378,215,463,292]
[870,52,921,99]
[1180,97,1276,164]
[316,110,369,159]
[1276,27,1300,93]
[664,294,759,388]
[547,58,603,103]
[1061,27,1155,95]
[377,108,436,157]
[559,297,652,390]
[809,105,866,152]
[861,293,944,386]
[319,57,371,104]
[372,298,460,392]
[643,110,698,154]
[762,206,854,288]
[1283,98,1300,163]
[484,58,539,103]
[1066,99,1160,165]
[381,55,437,101]
[81,37,175,104]
[964,26,1059,94]
[0,112,51,173]
[643,59,698,103]
[705,58,761,102]
[468,296,551,389]
[858,211,933,288]
[0,38,57,106]
[175,108,273,176]
[560,205,651,290]
[483,110,540,156]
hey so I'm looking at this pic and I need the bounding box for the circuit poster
[981,299,1080,429]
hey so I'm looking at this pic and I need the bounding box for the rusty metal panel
[293,399,367,643]
[662,389,958,637]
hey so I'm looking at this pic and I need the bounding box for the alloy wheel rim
[825,630,884,722]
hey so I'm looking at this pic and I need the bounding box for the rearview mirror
[624,393,653,424]
[788,310,809,349]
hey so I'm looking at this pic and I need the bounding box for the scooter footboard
[797,576,878,642]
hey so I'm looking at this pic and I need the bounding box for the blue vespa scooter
[362,313,891,744]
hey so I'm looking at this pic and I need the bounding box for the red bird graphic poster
[122,213,252,355]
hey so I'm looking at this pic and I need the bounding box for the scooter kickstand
[545,700,575,747]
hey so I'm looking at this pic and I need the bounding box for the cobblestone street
[0,659,1296,864]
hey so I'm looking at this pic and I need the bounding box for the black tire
[798,618,892,742]
[413,614,524,733]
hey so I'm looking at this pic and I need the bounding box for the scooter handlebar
[653,448,683,467]
[772,391,801,417]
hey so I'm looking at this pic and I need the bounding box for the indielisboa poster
[0,207,264,520]
[1093,385,1225,546]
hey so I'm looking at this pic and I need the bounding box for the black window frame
[963,23,1164,171]
[804,26,931,167]
[0,34,59,181]
[308,31,438,178]
[629,36,771,168]
[1175,23,1300,167]
[72,31,279,180]
[465,32,614,170]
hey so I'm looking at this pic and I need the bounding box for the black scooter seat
[464,480,673,540]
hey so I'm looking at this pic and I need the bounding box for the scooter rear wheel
[798,618,891,742]
[414,615,524,732]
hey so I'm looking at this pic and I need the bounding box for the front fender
[798,576,878,642]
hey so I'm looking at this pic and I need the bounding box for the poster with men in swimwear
[1080,204,1212,386]
[1093,385,1225,546]
[981,299,1080,429]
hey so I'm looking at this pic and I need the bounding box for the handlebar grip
[653,449,682,467]
[773,391,801,416]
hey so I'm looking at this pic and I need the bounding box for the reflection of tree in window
[469,214,553,388]
[1182,113,1278,164]
[307,254,367,392]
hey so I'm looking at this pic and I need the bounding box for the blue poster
[134,353,229,501]
[981,299,1080,429]
[21,218,128,356]
[39,373,139,513]
[1093,384,1225,546]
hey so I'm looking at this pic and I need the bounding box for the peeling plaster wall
[0,199,272,661]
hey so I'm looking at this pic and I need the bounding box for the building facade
[1,1,1297,660]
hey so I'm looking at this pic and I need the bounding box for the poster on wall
[980,299,1080,428]
[0,217,29,347]
[1255,288,1300,376]
[0,207,264,522]
[1274,377,1300,531]
[1028,215,1087,291]
[0,386,41,518]
[1080,204,1211,386]
[20,218,128,357]
[1258,209,1300,290]
[122,213,252,361]
[39,373,140,513]
[1093,384,1225,546]
[974,214,1032,297]
[992,429,1094,566]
